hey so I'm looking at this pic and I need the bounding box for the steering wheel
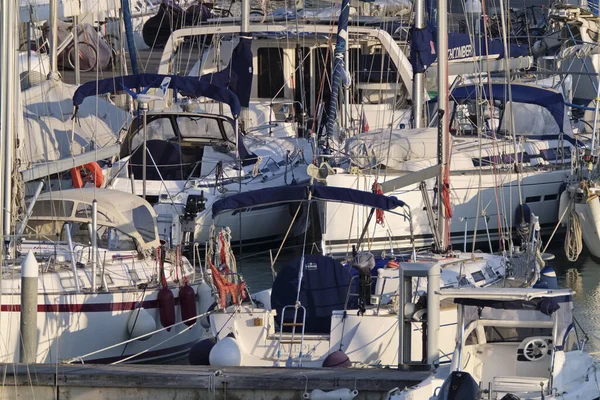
[523,338,550,361]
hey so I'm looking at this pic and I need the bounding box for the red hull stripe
[1,297,184,313]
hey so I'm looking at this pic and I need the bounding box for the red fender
[179,283,197,327]
[158,286,175,331]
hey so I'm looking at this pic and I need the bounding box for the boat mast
[1,0,18,243]
[436,0,449,251]
[48,0,59,78]
[240,0,250,131]
[412,0,426,128]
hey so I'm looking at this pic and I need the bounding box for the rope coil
[564,203,583,262]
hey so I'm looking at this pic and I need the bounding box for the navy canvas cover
[449,83,564,130]
[73,74,241,116]
[271,254,352,334]
[211,183,407,217]
[129,140,185,181]
[200,35,253,108]
[410,25,436,73]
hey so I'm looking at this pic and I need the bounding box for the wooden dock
[1,363,428,399]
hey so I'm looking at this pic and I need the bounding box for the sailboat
[195,181,543,368]
[0,4,216,364]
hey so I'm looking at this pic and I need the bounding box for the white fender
[127,307,157,341]
[558,190,569,227]
[209,336,243,367]
[303,389,359,400]
[579,197,600,258]
[196,282,214,329]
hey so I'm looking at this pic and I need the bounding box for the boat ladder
[276,303,307,367]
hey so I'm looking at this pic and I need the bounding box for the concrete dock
[1,363,428,399]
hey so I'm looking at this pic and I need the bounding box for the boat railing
[344,274,400,314]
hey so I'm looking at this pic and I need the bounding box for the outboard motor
[437,371,479,400]
[351,252,375,314]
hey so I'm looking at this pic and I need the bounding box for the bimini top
[31,188,160,251]
[448,83,565,131]
[439,287,573,302]
[443,287,574,349]
[212,183,407,218]
[73,73,242,117]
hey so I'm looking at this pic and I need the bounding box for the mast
[1,0,18,241]
[239,0,250,131]
[48,0,59,78]
[436,0,449,251]
[412,0,426,128]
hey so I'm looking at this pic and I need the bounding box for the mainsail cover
[200,35,253,108]
[21,80,127,171]
[212,183,407,218]
[73,74,242,116]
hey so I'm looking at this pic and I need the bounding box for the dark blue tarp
[200,35,253,108]
[211,183,407,218]
[72,74,242,116]
[449,83,565,131]
[410,25,436,73]
[410,24,529,72]
[271,254,352,334]
[129,140,185,180]
[446,32,529,60]
[454,296,571,316]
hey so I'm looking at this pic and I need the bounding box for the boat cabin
[23,188,161,253]
[443,288,579,399]
[120,111,238,181]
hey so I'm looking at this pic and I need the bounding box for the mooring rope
[564,204,583,262]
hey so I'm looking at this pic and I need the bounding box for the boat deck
[4,362,429,399]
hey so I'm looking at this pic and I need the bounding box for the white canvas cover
[20,80,128,171]
[344,128,438,169]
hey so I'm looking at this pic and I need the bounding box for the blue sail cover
[200,35,253,108]
[212,183,406,217]
[410,25,436,73]
[325,0,350,142]
[72,74,242,116]
[450,83,565,130]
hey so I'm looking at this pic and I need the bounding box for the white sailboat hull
[322,169,568,256]
[0,285,210,364]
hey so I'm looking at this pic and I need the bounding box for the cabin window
[525,196,542,203]
[75,203,112,222]
[24,220,64,240]
[471,271,485,283]
[257,48,284,99]
[132,205,156,243]
[564,328,579,352]
[130,117,176,152]
[177,116,229,141]
[295,47,311,114]
[465,330,478,345]
[63,222,92,244]
[484,326,553,343]
[31,200,74,218]
[97,226,137,251]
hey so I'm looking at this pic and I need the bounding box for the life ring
[70,162,104,188]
